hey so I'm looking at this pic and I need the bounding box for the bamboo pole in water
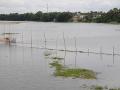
[100,46,103,54]
[88,48,89,56]
[113,46,115,55]
[113,46,115,64]
[63,32,66,65]
[56,36,58,57]
[63,32,66,51]
[112,46,115,64]
[22,32,24,46]
[74,37,77,52]
[100,47,103,60]
[74,37,77,67]
[22,40,25,65]
[44,32,47,49]
[31,31,33,48]
[4,24,6,39]
[8,24,11,45]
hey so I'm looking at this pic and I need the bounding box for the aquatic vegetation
[109,88,120,90]
[51,56,64,60]
[50,61,63,70]
[55,68,96,79]
[45,49,96,79]
[50,60,96,79]
[44,51,52,56]
[92,86,104,90]
[89,85,120,90]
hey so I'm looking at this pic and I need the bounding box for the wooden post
[63,32,67,66]
[63,32,66,51]
[113,47,115,64]
[22,32,24,46]
[56,36,58,57]
[31,31,32,48]
[112,47,115,64]
[74,37,77,67]
[100,47,103,60]
[44,32,47,49]
[4,24,6,39]
[113,47,115,55]
[74,37,77,52]
[64,51,66,66]
[100,47,102,54]
[88,48,89,56]
[8,24,11,45]
[22,41,25,65]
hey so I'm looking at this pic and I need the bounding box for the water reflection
[1,22,120,89]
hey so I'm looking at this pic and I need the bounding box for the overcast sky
[0,0,120,14]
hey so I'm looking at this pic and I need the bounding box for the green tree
[56,12,73,22]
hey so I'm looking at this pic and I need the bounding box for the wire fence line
[6,32,120,57]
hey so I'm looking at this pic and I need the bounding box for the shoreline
[0,20,120,25]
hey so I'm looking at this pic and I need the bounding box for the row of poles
[1,31,118,66]
[17,32,119,57]
[1,24,119,57]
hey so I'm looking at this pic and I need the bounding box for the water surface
[0,21,120,90]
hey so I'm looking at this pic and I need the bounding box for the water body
[0,21,120,90]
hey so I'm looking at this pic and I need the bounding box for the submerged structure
[0,33,18,43]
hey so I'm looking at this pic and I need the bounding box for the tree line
[95,8,120,23]
[0,8,120,23]
[0,11,73,22]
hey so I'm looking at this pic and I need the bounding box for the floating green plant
[50,60,96,79]
[50,61,63,70]
[55,68,96,79]
[93,86,104,90]
[51,56,64,60]
[109,88,120,90]
[89,85,120,90]
[44,51,52,56]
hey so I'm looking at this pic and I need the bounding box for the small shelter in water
[0,33,19,43]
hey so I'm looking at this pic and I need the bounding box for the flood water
[0,21,120,90]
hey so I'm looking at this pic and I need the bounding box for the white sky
[0,0,120,14]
